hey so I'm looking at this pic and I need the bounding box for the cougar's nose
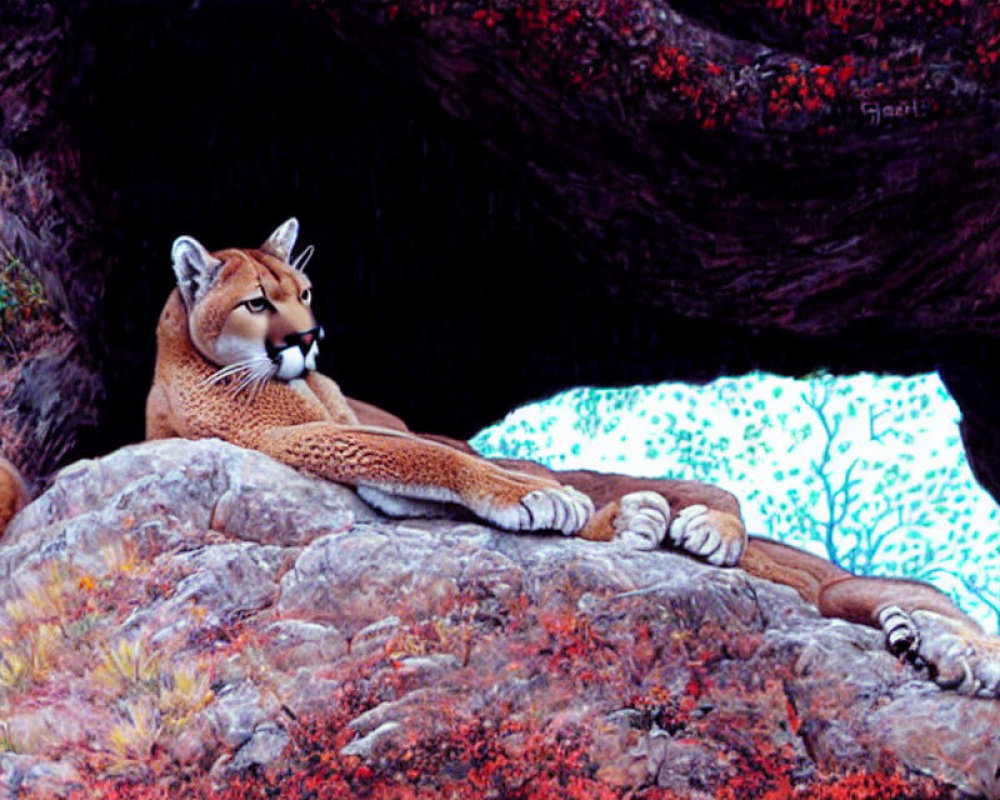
[284,326,322,355]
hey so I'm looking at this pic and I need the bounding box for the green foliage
[472,372,1000,633]
[0,247,48,332]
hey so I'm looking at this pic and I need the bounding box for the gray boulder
[0,439,994,798]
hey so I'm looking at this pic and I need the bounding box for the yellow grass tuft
[95,638,161,694]
[0,623,64,689]
[157,661,215,731]
[106,697,162,772]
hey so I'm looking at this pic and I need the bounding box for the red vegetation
[765,59,846,124]
[18,597,956,800]
[355,0,999,133]
[37,712,954,800]
[766,0,965,34]
[31,721,956,799]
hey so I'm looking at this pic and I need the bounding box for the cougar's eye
[300,288,311,305]
[244,296,268,313]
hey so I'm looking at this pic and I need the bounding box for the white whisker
[203,360,256,386]
[202,356,277,401]
[234,371,260,393]
[249,375,268,402]
[203,365,243,385]
[246,362,276,402]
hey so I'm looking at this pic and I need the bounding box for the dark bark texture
[1,1,1000,497]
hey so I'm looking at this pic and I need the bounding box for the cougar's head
[171,218,323,392]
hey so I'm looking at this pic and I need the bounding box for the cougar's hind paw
[519,485,595,535]
[612,491,670,550]
[904,611,1000,697]
[669,505,747,566]
[878,605,920,657]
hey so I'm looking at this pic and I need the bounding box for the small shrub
[0,246,52,359]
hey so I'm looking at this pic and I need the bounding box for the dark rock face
[0,439,995,798]
[317,0,1000,493]
[0,5,105,488]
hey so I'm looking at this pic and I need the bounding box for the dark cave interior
[58,1,981,455]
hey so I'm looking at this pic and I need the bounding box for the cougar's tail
[0,457,28,539]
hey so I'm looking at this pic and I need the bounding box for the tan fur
[148,285,573,511]
[742,536,978,631]
[0,457,28,538]
[147,225,597,535]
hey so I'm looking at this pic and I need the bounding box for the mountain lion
[2,219,997,696]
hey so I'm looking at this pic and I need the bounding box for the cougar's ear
[261,217,299,262]
[171,235,223,310]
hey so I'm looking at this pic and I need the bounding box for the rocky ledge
[0,439,996,799]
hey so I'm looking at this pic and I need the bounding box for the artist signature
[860,98,929,126]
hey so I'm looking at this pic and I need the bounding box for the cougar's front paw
[612,491,670,550]
[475,485,594,534]
[669,505,746,566]
[885,609,1000,696]
[519,485,595,535]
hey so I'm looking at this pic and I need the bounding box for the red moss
[801,770,953,800]
[472,5,503,27]
[37,706,954,800]
[19,595,959,800]
[35,721,955,800]
[764,0,966,33]
[358,0,998,132]
[763,58,853,124]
